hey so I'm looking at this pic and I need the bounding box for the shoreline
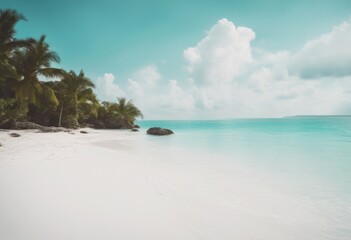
[0,129,349,239]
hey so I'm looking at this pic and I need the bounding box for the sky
[2,0,351,119]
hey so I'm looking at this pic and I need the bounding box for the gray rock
[10,132,21,137]
[131,128,139,132]
[39,127,71,133]
[6,122,71,133]
[147,127,174,136]
[80,130,88,134]
[11,121,43,130]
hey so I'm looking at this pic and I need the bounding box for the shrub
[0,98,28,126]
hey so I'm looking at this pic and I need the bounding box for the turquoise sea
[138,116,351,214]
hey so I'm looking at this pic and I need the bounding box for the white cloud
[127,79,143,97]
[183,48,200,66]
[133,65,160,86]
[167,80,195,110]
[95,18,351,119]
[126,64,161,102]
[184,18,255,85]
[126,65,161,111]
[289,19,351,79]
[125,67,195,118]
[178,18,351,118]
[247,67,274,93]
[96,73,125,101]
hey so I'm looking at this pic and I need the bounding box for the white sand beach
[0,129,347,240]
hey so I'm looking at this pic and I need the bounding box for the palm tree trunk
[58,103,63,127]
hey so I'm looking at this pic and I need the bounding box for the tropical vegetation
[0,9,143,129]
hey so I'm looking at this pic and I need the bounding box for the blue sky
[2,0,351,119]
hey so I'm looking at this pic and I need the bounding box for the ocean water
[138,116,351,209]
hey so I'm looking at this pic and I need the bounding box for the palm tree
[57,70,96,127]
[0,9,34,80]
[12,35,64,106]
[77,87,99,125]
[112,97,143,128]
[0,9,33,99]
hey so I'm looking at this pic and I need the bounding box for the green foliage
[0,9,34,81]
[11,35,64,106]
[0,8,143,129]
[96,101,120,128]
[96,98,143,129]
[114,97,143,126]
[0,98,28,125]
[78,99,99,124]
[62,115,79,129]
[53,70,97,127]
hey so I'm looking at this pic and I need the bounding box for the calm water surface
[138,117,351,201]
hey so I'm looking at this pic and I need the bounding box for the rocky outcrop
[40,127,71,133]
[10,133,21,137]
[80,130,88,134]
[10,121,43,130]
[147,127,174,136]
[1,121,71,133]
[131,128,139,132]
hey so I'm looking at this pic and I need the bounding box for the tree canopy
[0,8,143,129]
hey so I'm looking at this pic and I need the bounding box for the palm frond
[42,84,59,106]
[0,9,27,52]
[1,38,35,53]
[37,67,66,78]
